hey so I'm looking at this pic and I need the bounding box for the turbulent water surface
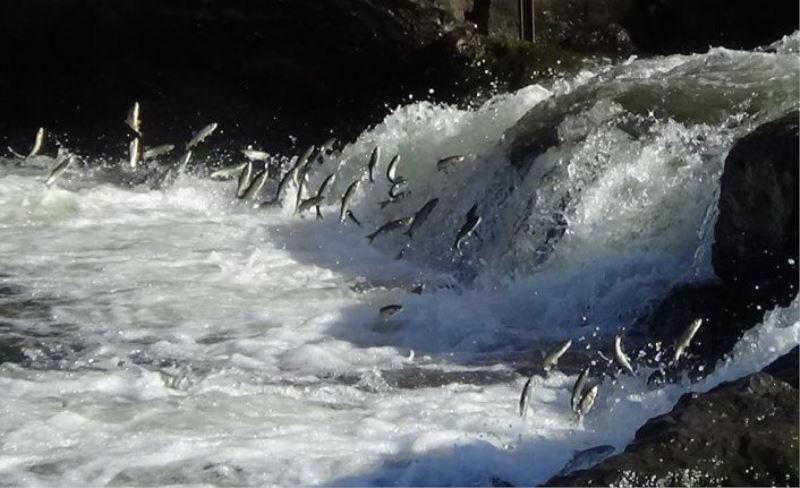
[0,36,798,486]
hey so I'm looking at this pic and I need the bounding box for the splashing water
[0,36,798,486]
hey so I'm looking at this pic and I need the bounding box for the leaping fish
[236,162,254,198]
[129,138,141,169]
[405,198,439,238]
[298,195,325,214]
[313,173,337,219]
[542,340,572,373]
[44,154,75,187]
[176,150,192,173]
[240,169,269,202]
[436,154,466,173]
[518,373,536,418]
[379,304,403,320]
[386,154,401,184]
[340,180,361,224]
[209,162,248,180]
[614,335,634,375]
[452,204,481,252]
[367,146,380,183]
[142,144,175,160]
[242,148,270,162]
[576,385,599,420]
[186,122,218,150]
[125,102,141,135]
[570,367,590,413]
[673,318,703,364]
[27,127,46,159]
[366,217,412,244]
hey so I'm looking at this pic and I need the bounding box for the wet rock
[713,111,799,296]
[544,349,800,486]
[761,345,799,388]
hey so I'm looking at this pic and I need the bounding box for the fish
[313,173,336,219]
[297,145,317,172]
[340,180,361,224]
[44,155,74,187]
[519,373,535,418]
[186,122,218,150]
[386,154,401,184]
[452,204,481,252]
[298,195,325,213]
[272,165,300,206]
[27,127,46,158]
[389,179,408,198]
[294,173,309,213]
[673,318,704,364]
[542,339,572,373]
[240,169,269,202]
[614,335,634,375]
[576,385,599,420]
[379,191,410,209]
[379,304,403,320]
[242,148,270,162]
[556,445,615,476]
[125,102,141,135]
[405,198,439,238]
[367,146,380,183]
[176,150,193,173]
[366,217,412,244]
[142,144,175,160]
[209,162,248,180]
[129,138,140,169]
[436,154,466,173]
[236,162,254,198]
[570,367,590,413]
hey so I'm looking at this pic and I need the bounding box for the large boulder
[544,347,800,487]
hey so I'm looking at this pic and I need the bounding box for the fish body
[340,180,361,224]
[436,154,466,173]
[142,144,175,160]
[240,169,268,201]
[236,162,254,197]
[366,217,412,244]
[614,335,634,375]
[543,340,572,373]
[570,367,590,412]
[405,198,439,238]
[129,138,140,169]
[317,173,336,198]
[674,318,703,363]
[386,154,401,184]
[519,373,535,418]
[367,146,380,183]
[389,179,408,198]
[299,195,325,213]
[272,166,300,206]
[209,162,248,180]
[177,151,192,173]
[379,304,403,320]
[28,127,46,158]
[242,148,270,162]
[125,102,141,135]
[576,385,599,420]
[557,445,615,476]
[453,204,481,252]
[45,155,74,187]
[186,122,218,150]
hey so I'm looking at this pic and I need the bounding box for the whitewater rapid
[0,36,798,486]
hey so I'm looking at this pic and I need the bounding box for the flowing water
[0,35,798,486]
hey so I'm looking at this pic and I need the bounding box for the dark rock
[544,362,800,486]
[713,111,799,296]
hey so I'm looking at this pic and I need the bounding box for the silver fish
[313,173,337,219]
[614,335,634,375]
[28,127,46,158]
[379,304,403,320]
[186,122,218,150]
[436,154,466,173]
[298,145,316,171]
[129,137,140,169]
[242,148,270,162]
[125,101,141,135]
[44,155,74,187]
[209,162,248,180]
[519,373,535,418]
[241,169,269,202]
[576,385,599,420]
[405,198,439,238]
[340,180,361,224]
[674,318,703,364]
[142,144,175,160]
[299,195,325,213]
[272,165,300,206]
[570,367,590,413]
[453,204,481,252]
[366,217,412,244]
[294,173,309,213]
[386,153,401,184]
[367,146,380,183]
[236,162,254,197]
[176,150,192,173]
[557,445,615,476]
[542,339,572,373]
